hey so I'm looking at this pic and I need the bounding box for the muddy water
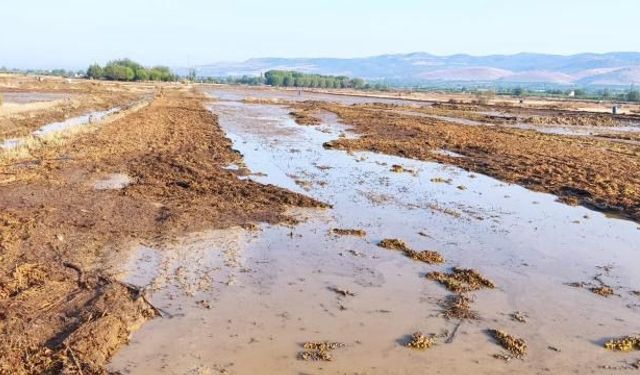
[109,96,640,374]
[208,86,425,106]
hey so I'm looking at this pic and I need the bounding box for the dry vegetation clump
[405,332,435,350]
[426,267,495,293]
[604,336,640,352]
[390,164,415,174]
[567,277,616,298]
[378,238,411,251]
[489,329,527,358]
[524,114,618,127]
[377,239,445,264]
[440,294,479,320]
[405,250,445,264]
[510,311,528,323]
[330,228,367,237]
[590,286,615,297]
[289,109,322,125]
[298,341,345,361]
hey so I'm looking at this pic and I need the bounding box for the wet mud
[108,87,640,374]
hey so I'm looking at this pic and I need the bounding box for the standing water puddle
[109,94,640,374]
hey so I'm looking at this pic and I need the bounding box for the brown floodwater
[108,88,640,374]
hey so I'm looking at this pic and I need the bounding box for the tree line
[86,59,176,82]
[201,70,387,90]
[264,70,366,89]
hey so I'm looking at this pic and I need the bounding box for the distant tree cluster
[264,70,366,89]
[86,59,176,82]
[0,66,83,78]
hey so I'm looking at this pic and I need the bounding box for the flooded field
[108,88,640,374]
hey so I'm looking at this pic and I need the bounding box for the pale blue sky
[1,0,638,69]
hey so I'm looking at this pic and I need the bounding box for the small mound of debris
[426,267,495,293]
[378,239,445,264]
[590,286,614,297]
[391,164,405,173]
[328,287,356,297]
[405,332,434,350]
[441,294,479,320]
[430,177,452,184]
[298,341,345,361]
[405,250,445,264]
[567,281,616,297]
[604,336,640,352]
[378,238,410,251]
[489,329,527,358]
[331,228,367,237]
[390,164,415,174]
[511,311,527,323]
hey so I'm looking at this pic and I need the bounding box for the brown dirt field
[291,102,640,222]
[421,102,640,127]
[0,78,147,139]
[0,86,324,374]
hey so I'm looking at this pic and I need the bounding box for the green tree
[626,90,640,102]
[87,64,103,79]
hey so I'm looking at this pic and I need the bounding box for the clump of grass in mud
[440,294,479,320]
[590,285,615,297]
[567,276,616,298]
[604,336,640,352]
[510,311,528,323]
[405,249,445,264]
[390,164,416,174]
[489,329,527,358]
[405,332,435,350]
[377,238,445,265]
[378,238,410,251]
[298,341,345,361]
[330,228,367,237]
[426,267,495,293]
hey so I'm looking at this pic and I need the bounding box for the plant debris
[489,329,527,358]
[404,249,445,264]
[298,341,345,361]
[426,267,495,293]
[331,228,367,237]
[378,238,410,251]
[328,287,356,297]
[510,311,527,323]
[441,294,479,320]
[590,286,615,297]
[377,239,445,264]
[405,332,434,350]
[604,336,640,352]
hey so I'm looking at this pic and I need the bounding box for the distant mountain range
[188,52,640,87]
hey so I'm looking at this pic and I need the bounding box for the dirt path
[0,87,323,374]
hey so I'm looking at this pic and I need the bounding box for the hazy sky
[2,0,639,69]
